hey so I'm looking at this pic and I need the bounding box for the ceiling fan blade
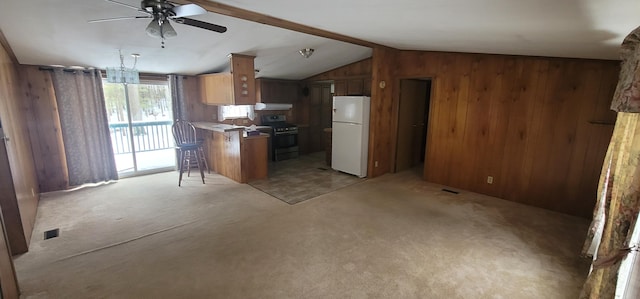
[174,17,227,33]
[171,4,206,18]
[88,15,151,23]
[105,0,141,10]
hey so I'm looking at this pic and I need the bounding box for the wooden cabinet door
[363,79,372,96]
[200,54,256,105]
[280,81,299,103]
[241,137,268,182]
[230,54,256,105]
[199,75,211,104]
[199,74,233,105]
[334,78,369,96]
[255,79,269,103]
[256,79,299,103]
[347,79,364,95]
[333,80,347,96]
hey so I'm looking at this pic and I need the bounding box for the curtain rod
[38,66,96,74]
[38,66,176,80]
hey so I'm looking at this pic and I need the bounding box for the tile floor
[249,152,364,204]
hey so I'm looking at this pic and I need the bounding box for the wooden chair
[171,120,209,186]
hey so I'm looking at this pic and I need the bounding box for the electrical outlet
[487,176,493,184]
[212,113,217,120]
[375,161,379,167]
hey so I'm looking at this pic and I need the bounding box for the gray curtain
[51,68,118,186]
[169,74,187,121]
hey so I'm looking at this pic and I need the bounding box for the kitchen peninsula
[192,122,269,183]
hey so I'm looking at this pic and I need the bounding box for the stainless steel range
[261,114,298,161]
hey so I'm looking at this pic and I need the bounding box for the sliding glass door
[103,80,175,176]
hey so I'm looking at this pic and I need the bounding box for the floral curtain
[581,25,640,298]
[581,113,640,298]
[611,26,640,112]
[51,68,118,186]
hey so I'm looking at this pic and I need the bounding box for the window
[616,215,640,298]
[218,105,255,121]
[103,79,175,175]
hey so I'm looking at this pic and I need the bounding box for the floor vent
[44,228,59,240]
[317,167,328,171]
[442,189,459,194]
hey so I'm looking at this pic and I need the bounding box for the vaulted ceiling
[0,0,636,80]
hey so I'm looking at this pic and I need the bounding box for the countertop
[192,122,270,139]
[243,132,270,139]
[192,122,245,132]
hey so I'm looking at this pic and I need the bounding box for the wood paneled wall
[301,58,373,153]
[0,41,39,254]
[181,76,218,122]
[20,66,68,192]
[386,50,618,218]
[369,47,399,178]
[305,58,372,81]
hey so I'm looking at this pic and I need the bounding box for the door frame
[103,79,176,178]
[389,76,437,176]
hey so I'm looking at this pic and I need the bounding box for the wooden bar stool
[171,120,208,186]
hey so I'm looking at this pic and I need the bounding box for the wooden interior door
[0,138,20,298]
[309,85,322,152]
[308,83,333,153]
[0,125,28,255]
[395,79,428,172]
[320,85,333,131]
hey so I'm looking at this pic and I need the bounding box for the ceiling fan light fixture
[145,18,176,40]
[161,21,177,38]
[299,48,314,58]
[91,1,227,48]
[145,19,162,38]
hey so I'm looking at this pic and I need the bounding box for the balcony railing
[109,120,175,154]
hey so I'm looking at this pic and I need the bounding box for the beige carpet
[249,152,364,204]
[14,168,590,298]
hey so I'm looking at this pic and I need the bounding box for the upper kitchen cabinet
[333,78,371,96]
[200,54,256,105]
[256,78,300,103]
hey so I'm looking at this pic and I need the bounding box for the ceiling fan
[89,0,227,47]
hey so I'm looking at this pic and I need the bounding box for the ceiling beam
[178,0,387,49]
[0,29,18,64]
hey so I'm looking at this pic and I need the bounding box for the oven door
[273,132,299,161]
[273,132,298,148]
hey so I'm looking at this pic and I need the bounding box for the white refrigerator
[331,96,370,178]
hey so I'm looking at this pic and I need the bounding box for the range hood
[254,103,293,110]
